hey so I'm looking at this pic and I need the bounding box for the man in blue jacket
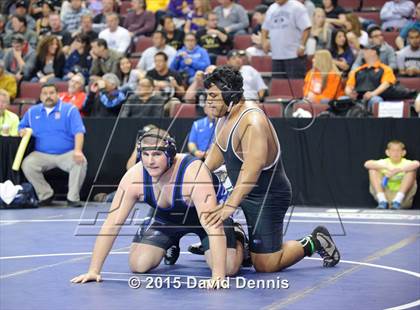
[170,33,210,84]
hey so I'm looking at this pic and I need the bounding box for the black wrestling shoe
[188,243,205,255]
[164,244,180,265]
[311,226,340,267]
[38,196,54,207]
[66,200,83,208]
[233,222,252,267]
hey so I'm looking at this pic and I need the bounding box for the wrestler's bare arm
[204,142,225,172]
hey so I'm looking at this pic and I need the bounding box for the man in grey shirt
[397,28,420,76]
[262,0,311,79]
[352,25,397,71]
[213,0,249,35]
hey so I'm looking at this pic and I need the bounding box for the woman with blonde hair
[30,35,65,83]
[184,0,212,33]
[303,49,344,104]
[308,8,333,53]
[344,13,368,53]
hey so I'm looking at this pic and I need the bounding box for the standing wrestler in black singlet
[202,66,340,272]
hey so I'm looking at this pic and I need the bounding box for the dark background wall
[2,118,419,207]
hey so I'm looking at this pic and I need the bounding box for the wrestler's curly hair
[204,65,244,105]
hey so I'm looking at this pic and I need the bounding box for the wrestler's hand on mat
[203,277,228,290]
[70,272,102,284]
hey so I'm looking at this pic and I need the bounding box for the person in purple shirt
[123,0,156,38]
[18,83,87,207]
[170,33,210,84]
[168,0,194,18]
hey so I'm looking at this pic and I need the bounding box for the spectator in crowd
[162,14,185,50]
[262,0,312,79]
[146,52,185,100]
[89,38,123,78]
[136,31,177,72]
[330,29,354,73]
[308,8,332,53]
[322,0,346,20]
[72,13,98,43]
[123,0,156,38]
[184,64,216,107]
[345,44,396,110]
[0,89,19,137]
[345,13,368,53]
[35,0,54,36]
[122,77,166,117]
[303,49,344,104]
[396,2,420,50]
[184,0,212,33]
[246,5,270,59]
[352,25,397,71]
[213,0,249,35]
[0,14,5,37]
[63,33,92,81]
[396,28,420,76]
[294,0,315,18]
[2,34,36,82]
[117,57,140,94]
[364,140,419,209]
[87,0,103,16]
[196,12,232,64]
[59,73,87,112]
[0,60,17,100]
[5,0,36,32]
[415,93,420,116]
[380,0,415,32]
[19,83,87,207]
[99,13,131,54]
[61,0,89,33]
[31,35,66,83]
[3,15,38,49]
[188,104,215,160]
[170,33,211,84]
[46,12,72,50]
[82,73,126,117]
[92,0,115,32]
[167,0,193,22]
[227,50,268,102]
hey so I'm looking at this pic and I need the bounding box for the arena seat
[171,103,197,118]
[250,56,272,76]
[8,104,21,117]
[55,82,69,93]
[21,103,35,117]
[129,58,139,68]
[216,55,228,66]
[269,79,305,98]
[14,82,42,105]
[340,0,361,11]
[361,0,385,11]
[372,101,411,118]
[133,36,153,56]
[398,77,420,91]
[293,102,329,116]
[239,0,263,12]
[383,31,399,50]
[234,34,252,50]
[259,103,283,118]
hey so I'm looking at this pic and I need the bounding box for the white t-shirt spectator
[396,45,420,71]
[262,0,312,60]
[240,65,268,101]
[137,45,177,72]
[99,26,131,54]
[380,0,415,31]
